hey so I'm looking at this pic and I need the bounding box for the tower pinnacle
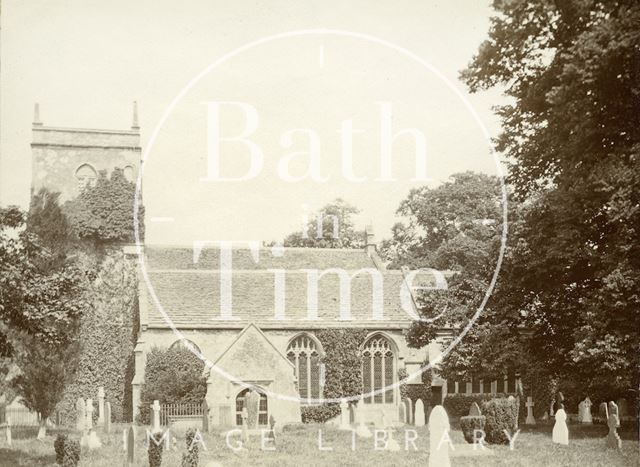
[131,101,139,130]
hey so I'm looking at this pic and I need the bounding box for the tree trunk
[37,419,47,440]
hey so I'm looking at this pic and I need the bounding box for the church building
[30,105,518,429]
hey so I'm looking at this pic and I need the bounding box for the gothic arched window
[123,165,134,182]
[169,339,201,354]
[362,334,395,404]
[286,334,322,404]
[75,163,97,190]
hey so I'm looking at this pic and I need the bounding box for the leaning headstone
[104,402,111,433]
[404,398,413,425]
[151,400,161,433]
[525,397,536,425]
[339,399,350,430]
[97,387,105,425]
[428,406,450,467]
[552,408,569,445]
[398,403,407,424]
[469,402,482,416]
[415,398,425,426]
[76,397,85,431]
[606,402,622,450]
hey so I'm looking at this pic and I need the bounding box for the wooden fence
[160,402,207,427]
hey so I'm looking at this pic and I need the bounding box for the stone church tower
[30,102,141,201]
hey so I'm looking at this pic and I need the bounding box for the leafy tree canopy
[283,198,365,248]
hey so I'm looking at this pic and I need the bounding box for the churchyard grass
[0,422,637,466]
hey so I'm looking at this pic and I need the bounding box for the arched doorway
[235,387,268,426]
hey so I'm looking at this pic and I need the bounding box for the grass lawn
[0,421,637,467]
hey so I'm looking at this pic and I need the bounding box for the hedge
[460,415,486,443]
[481,398,518,445]
[138,345,207,424]
[444,393,524,422]
[301,404,341,423]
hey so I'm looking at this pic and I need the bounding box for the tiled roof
[141,246,438,329]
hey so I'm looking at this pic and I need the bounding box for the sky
[0,0,506,245]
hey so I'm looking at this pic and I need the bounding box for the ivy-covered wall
[57,246,138,425]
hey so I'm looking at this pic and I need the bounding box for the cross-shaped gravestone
[525,396,536,425]
[202,400,209,433]
[5,416,11,447]
[606,402,622,450]
[266,414,277,446]
[97,387,105,425]
[404,398,413,425]
[151,400,161,433]
[104,402,111,433]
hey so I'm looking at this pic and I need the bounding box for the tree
[420,0,639,399]
[64,167,144,243]
[283,198,365,248]
[0,193,86,438]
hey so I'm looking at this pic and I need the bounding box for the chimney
[131,101,140,130]
[33,103,42,126]
[365,224,376,255]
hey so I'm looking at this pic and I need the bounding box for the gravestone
[578,397,592,424]
[245,390,261,429]
[151,400,161,433]
[126,425,135,466]
[552,408,569,445]
[599,402,609,421]
[428,406,450,467]
[104,402,111,433]
[469,402,482,417]
[415,398,426,426]
[202,400,209,433]
[85,398,94,431]
[525,397,536,425]
[97,387,105,425]
[606,402,622,450]
[616,398,628,419]
[398,403,407,424]
[339,399,350,430]
[404,398,413,425]
[76,397,86,431]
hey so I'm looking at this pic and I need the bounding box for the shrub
[62,439,80,467]
[481,398,518,444]
[54,434,67,465]
[181,428,199,467]
[138,345,207,424]
[148,432,164,467]
[460,415,486,443]
[301,403,341,423]
[443,393,524,421]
